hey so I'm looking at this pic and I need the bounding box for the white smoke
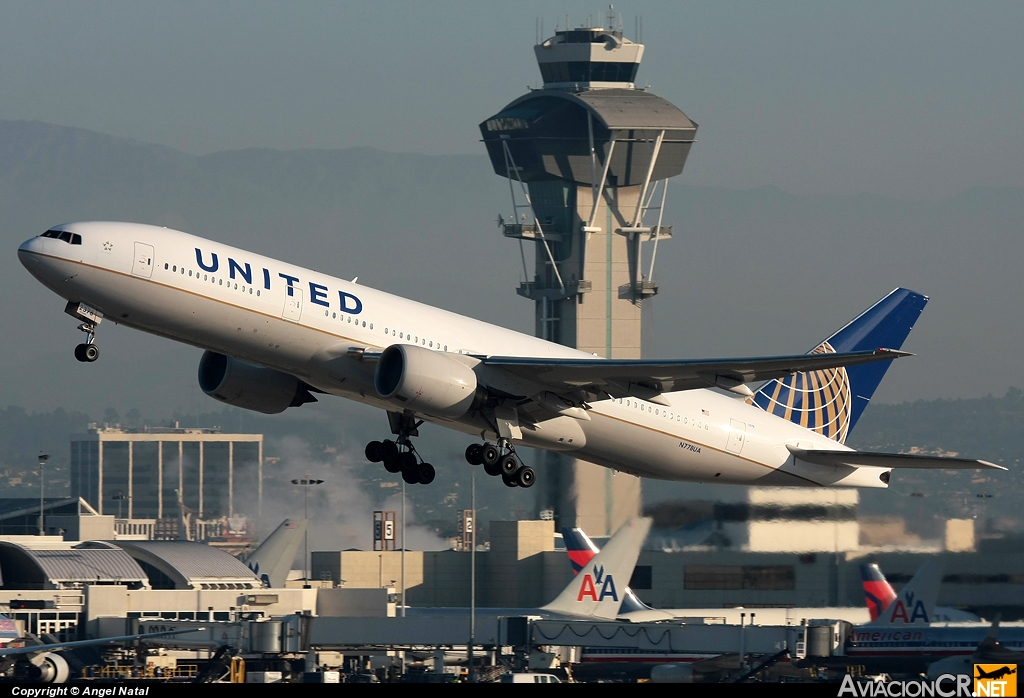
[238,436,448,568]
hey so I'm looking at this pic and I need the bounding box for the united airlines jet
[17,222,1001,489]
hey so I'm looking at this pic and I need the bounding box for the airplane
[0,621,205,683]
[861,561,979,624]
[245,518,309,588]
[17,222,1003,490]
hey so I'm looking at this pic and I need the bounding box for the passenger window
[362,321,366,327]
[429,341,433,348]
[443,345,447,351]
[164,263,169,270]
[218,279,223,285]
[234,283,238,290]
[203,275,208,281]
[256,290,260,296]
[172,265,177,272]
[369,323,373,330]
[332,313,336,319]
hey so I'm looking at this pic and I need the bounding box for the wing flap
[788,446,1005,470]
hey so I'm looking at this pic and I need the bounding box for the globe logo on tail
[747,341,852,443]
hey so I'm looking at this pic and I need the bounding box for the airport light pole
[291,477,324,585]
[37,452,48,535]
[112,491,130,519]
[401,479,406,618]
[468,464,476,683]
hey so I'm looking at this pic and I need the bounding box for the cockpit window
[40,229,81,245]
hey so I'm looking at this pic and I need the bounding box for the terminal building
[69,425,263,540]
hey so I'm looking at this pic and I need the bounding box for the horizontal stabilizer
[788,445,1005,470]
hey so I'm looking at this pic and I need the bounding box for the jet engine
[374,344,479,418]
[198,351,317,414]
[26,652,70,683]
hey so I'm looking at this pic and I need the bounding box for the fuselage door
[132,242,154,278]
[283,287,303,323]
[726,418,746,454]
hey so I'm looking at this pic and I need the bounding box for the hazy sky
[3,1,1023,200]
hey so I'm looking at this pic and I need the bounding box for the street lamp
[112,492,131,519]
[291,477,324,585]
[37,452,48,536]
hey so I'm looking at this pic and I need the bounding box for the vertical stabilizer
[749,288,928,443]
[562,526,653,614]
[861,563,898,621]
[543,517,651,619]
[870,558,943,626]
[246,518,309,588]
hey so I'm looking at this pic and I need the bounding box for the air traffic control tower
[480,22,698,535]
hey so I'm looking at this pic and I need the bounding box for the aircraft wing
[0,627,206,658]
[483,348,909,403]
[788,446,1005,470]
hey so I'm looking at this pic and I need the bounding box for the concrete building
[69,425,263,525]
[479,20,697,535]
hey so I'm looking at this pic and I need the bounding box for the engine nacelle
[198,351,316,414]
[28,652,70,683]
[374,344,478,418]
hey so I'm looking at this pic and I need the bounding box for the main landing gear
[365,439,435,485]
[74,322,99,363]
[364,412,435,485]
[465,439,535,488]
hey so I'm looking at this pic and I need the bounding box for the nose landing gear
[465,439,535,488]
[66,302,103,363]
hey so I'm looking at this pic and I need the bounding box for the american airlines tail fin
[749,288,928,443]
[562,526,654,614]
[869,558,943,626]
[246,518,308,588]
[861,563,898,621]
[543,517,652,620]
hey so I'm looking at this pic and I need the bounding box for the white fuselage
[18,222,886,488]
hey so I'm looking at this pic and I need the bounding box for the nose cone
[17,235,44,269]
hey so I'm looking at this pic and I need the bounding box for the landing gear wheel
[501,473,519,488]
[515,466,536,488]
[465,444,483,466]
[417,462,435,485]
[483,460,502,477]
[382,442,402,473]
[365,441,384,463]
[481,443,501,468]
[499,454,519,477]
[400,451,418,471]
[401,464,420,485]
[75,343,98,362]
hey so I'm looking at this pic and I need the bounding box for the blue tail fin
[749,288,928,443]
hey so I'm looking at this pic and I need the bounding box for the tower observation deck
[479,21,698,534]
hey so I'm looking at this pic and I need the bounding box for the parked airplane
[925,619,1024,680]
[861,561,979,623]
[18,223,1002,490]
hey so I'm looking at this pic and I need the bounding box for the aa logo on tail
[889,590,930,624]
[577,564,619,602]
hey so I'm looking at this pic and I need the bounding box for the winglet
[543,517,651,620]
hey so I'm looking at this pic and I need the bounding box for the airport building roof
[82,540,260,590]
[0,541,147,590]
